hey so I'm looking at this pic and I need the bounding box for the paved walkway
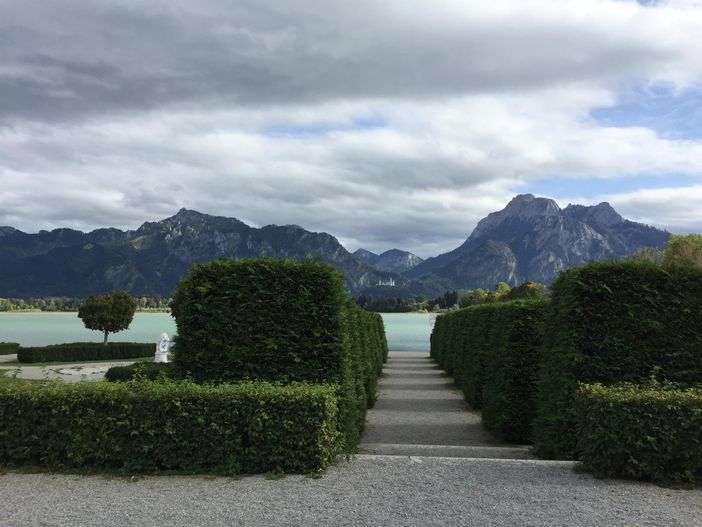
[359,352,530,459]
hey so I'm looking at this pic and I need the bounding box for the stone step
[358,443,533,460]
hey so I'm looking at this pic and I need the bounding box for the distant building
[376,278,396,287]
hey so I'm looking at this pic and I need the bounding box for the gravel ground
[0,361,137,382]
[2,351,699,525]
[1,456,700,527]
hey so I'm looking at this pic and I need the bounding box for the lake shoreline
[0,312,435,350]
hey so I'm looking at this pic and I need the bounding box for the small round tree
[78,290,137,344]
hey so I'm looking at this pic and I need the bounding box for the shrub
[481,300,546,443]
[431,305,503,409]
[0,342,19,355]
[105,362,180,382]
[430,300,546,442]
[534,261,702,459]
[576,383,702,486]
[0,380,338,474]
[17,342,153,363]
[453,305,498,408]
[169,258,386,450]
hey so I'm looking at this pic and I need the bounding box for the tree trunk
[103,330,109,345]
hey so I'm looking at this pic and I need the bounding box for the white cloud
[599,184,702,232]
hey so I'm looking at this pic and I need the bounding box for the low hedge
[576,383,702,486]
[534,261,702,459]
[0,380,338,474]
[18,342,153,363]
[0,342,19,355]
[170,258,386,451]
[105,362,180,382]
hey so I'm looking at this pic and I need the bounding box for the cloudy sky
[2,0,702,257]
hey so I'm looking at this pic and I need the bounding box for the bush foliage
[576,383,702,486]
[77,290,138,344]
[481,300,546,443]
[170,258,386,449]
[431,300,546,442]
[0,380,338,474]
[534,261,702,459]
[105,362,180,382]
[0,342,19,355]
[17,342,153,363]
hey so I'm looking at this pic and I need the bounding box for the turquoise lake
[0,312,436,351]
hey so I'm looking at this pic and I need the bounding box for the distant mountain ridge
[405,194,670,289]
[0,196,671,299]
[0,209,407,297]
[353,248,423,274]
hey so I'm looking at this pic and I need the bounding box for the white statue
[155,333,170,363]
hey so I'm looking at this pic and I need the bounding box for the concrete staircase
[359,352,531,459]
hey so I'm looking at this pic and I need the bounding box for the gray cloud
[2,0,701,123]
[1,1,702,257]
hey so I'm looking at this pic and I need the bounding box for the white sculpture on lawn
[155,333,170,363]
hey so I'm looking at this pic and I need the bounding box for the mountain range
[405,194,670,290]
[352,248,423,274]
[0,194,670,298]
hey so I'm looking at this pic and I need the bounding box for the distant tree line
[627,234,702,267]
[429,281,547,311]
[355,295,429,313]
[0,296,171,312]
[357,281,547,312]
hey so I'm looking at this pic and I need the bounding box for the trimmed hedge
[576,383,702,486]
[0,342,19,355]
[105,362,180,382]
[481,300,546,443]
[170,258,386,450]
[18,342,153,363]
[0,380,338,474]
[534,261,702,459]
[430,300,546,442]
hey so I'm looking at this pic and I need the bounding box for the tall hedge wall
[430,300,546,442]
[0,380,338,474]
[534,261,702,460]
[481,300,546,443]
[18,342,153,363]
[576,383,702,486]
[432,306,498,409]
[169,258,386,450]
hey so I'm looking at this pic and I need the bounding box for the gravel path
[359,352,529,458]
[0,361,137,382]
[1,351,700,525]
[1,456,700,526]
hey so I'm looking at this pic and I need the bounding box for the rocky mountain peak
[0,226,18,237]
[353,248,378,261]
[354,247,423,274]
[564,202,624,227]
[137,208,247,235]
[469,194,561,242]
